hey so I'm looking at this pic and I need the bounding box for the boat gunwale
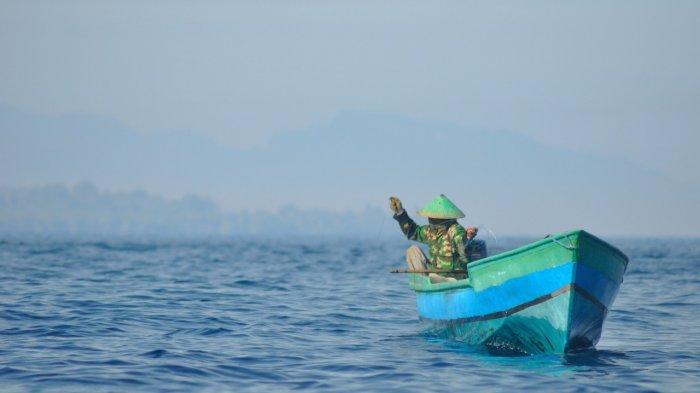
[468,229,627,270]
[410,229,628,293]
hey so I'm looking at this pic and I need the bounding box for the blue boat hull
[412,231,627,354]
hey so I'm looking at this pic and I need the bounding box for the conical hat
[417,194,465,219]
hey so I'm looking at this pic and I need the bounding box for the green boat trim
[410,230,628,293]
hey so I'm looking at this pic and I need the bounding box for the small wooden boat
[407,230,628,354]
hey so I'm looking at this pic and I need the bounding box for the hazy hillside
[1,105,698,236]
[0,183,385,238]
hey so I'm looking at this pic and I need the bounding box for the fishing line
[478,225,498,244]
[376,213,387,239]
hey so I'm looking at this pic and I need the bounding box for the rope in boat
[550,235,576,250]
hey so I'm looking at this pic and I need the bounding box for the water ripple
[0,238,698,392]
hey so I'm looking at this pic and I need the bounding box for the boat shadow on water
[420,332,631,377]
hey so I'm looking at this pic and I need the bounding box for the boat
[407,229,628,354]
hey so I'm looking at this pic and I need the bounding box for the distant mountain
[0,183,385,238]
[1,105,698,236]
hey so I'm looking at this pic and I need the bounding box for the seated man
[389,195,478,283]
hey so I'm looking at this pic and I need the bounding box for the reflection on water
[424,335,635,380]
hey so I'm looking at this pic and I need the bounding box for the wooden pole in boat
[389,269,466,274]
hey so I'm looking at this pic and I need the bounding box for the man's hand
[466,226,478,240]
[389,196,404,215]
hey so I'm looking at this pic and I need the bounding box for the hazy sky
[1,1,699,188]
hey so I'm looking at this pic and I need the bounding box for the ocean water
[0,236,699,392]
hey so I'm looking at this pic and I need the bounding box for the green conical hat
[417,194,465,219]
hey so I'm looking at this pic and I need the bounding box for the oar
[390,269,466,274]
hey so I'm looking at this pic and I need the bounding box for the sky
[1,1,699,186]
[0,1,699,235]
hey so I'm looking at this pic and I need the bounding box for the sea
[0,236,698,392]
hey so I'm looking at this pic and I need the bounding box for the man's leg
[406,246,457,283]
[406,245,428,274]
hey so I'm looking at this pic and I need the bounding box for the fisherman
[389,195,478,283]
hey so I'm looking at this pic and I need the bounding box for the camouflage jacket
[393,211,469,271]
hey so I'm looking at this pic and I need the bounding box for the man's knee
[406,245,427,271]
[406,245,423,259]
[406,246,426,264]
